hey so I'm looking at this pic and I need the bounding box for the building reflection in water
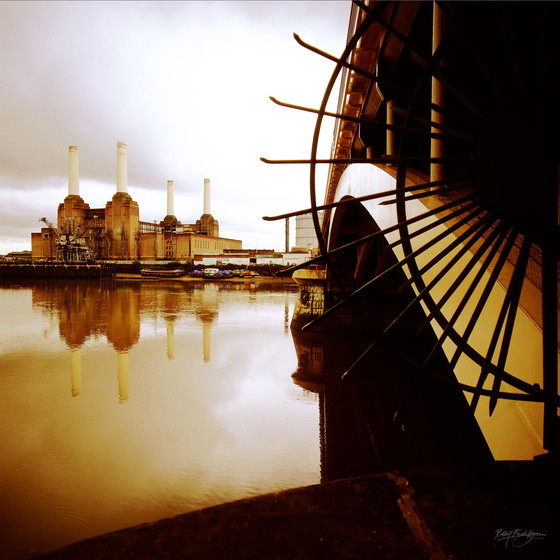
[28,279,263,400]
[70,347,81,397]
[29,276,494,473]
[31,280,140,401]
[29,279,226,400]
[1,278,314,559]
[117,351,129,403]
[167,322,174,360]
[194,282,219,363]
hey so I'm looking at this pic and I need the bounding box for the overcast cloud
[0,0,350,253]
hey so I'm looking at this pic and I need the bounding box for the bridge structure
[263,1,559,467]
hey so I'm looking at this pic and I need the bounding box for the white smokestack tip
[203,177,211,215]
[166,180,174,216]
[116,141,128,193]
[68,145,80,196]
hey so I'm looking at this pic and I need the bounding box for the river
[0,277,319,559]
[0,272,541,559]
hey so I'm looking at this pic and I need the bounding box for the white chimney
[116,141,128,193]
[68,145,79,195]
[203,177,211,215]
[166,180,174,216]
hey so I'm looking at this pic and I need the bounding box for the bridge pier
[290,267,326,331]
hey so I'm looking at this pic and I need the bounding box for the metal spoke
[275,193,476,278]
[387,200,481,251]
[342,214,496,375]
[263,177,470,221]
[421,223,509,367]
[488,237,532,414]
[302,200,482,332]
[392,364,553,424]
[293,31,479,135]
[386,327,555,420]
[471,235,529,414]
[260,155,469,165]
[460,230,521,412]
[269,96,449,141]
[391,223,508,420]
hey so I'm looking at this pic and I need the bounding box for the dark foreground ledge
[34,461,557,560]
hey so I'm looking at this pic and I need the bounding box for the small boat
[140,268,185,278]
[202,268,232,279]
[232,269,259,278]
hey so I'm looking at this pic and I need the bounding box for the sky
[0,0,351,254]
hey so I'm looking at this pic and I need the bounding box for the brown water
[1,274,539,559]
[0,278,319,560]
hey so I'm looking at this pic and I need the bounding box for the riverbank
[114,273,297,285]
[32,460,557,559]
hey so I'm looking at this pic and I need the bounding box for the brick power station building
[31,143,242,262]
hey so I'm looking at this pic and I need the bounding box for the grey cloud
[0,0,351,252]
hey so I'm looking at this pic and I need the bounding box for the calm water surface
[0,278,319,559]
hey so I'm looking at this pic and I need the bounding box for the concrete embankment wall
[0,263,116,278]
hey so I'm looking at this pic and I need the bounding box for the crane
[39,217,93,263]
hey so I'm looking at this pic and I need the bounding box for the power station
[31,143,242,262]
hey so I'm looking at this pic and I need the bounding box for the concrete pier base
[33,461,557,560]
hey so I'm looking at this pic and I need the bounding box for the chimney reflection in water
[70,347,82,397]
[167,322,175,360]
[32,280,224,400]
[196,283,219,363]
[117,351,129,403]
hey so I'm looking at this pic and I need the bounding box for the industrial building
[193,248,311,268]
[294,212,323,253]
[31,143,242,262]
